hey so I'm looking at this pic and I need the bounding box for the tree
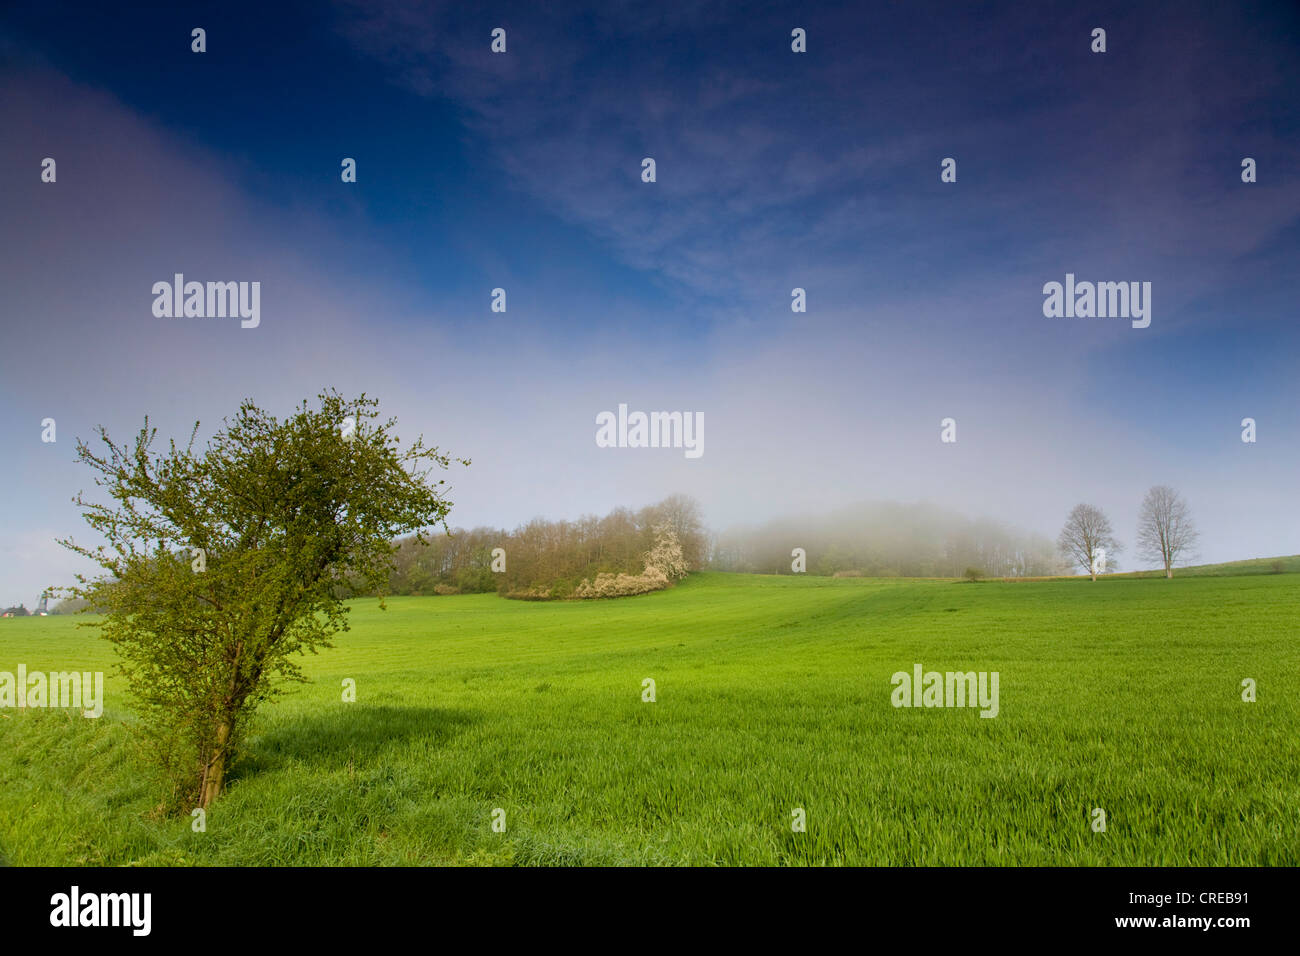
[645,524,690,582]
[51,597,91,615]
[1057,503,1122,581]
[60,391,464,809]
[1136,485,1198,579]
[572,524,690,599]
[638,494,708,570]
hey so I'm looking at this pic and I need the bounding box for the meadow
[1,571,1297,866]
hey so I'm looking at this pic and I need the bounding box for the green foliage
[3,572,1297,864]
[963,567,985,582]
[59,391,463,809]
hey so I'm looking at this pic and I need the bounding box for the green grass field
[1,571,1297,865]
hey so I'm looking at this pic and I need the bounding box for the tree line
[380,493,708,599]
[710,502,1062,578]
[380,488,1203,590]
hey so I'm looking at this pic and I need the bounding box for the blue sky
[1,0,1298,604]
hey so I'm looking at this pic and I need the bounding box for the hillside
[1,572,1297,865]
[1116,554,1300,579]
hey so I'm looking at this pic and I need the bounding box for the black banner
[0,866,1282,943]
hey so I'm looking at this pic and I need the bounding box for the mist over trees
[378,489,1210,600]
[709,502,1062,578]
[51,596,92,614]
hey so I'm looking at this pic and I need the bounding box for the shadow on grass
[235,705,478,779]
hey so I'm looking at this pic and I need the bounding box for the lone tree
[60,391,464,809]
[1136,485,1198,579]
[1057,503,1122,582]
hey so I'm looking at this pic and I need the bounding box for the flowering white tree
[574,525,688,598]
[645,524,689,581]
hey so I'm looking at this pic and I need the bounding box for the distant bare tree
[1137,485,1199,579]
[1057,504,1122,581]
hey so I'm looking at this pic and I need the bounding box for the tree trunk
[1166,568,1173,579]
[199,718,233,808]
[1090,571,1097,582]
